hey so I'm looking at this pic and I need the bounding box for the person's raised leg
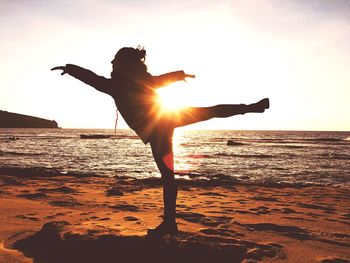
[148,128,178,236]
[175,98,269,127]
[204,98,269,117]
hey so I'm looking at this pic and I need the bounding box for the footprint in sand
[177,212,232,227]
[249,206,270,215]
[124,216,139,222]
[97,218,110,221]
[199,192,227,197]
[106,187,124,196]
[282,216,316,222]
[298,203,336,214]
[49,199,81,207]
[37,186,77,194]
[252,196,279,202]
[17,193,47,200]
[110,204,139,212]
[235,222,312,241]
[15,215,39,221]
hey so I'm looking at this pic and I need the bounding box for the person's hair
[112,46,147,78]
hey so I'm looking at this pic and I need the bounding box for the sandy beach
[0,171,349,263]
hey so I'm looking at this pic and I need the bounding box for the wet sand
[0,172,349,263]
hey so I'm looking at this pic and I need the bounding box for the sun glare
[156,83,188,112]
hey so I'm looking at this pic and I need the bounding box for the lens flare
[156,83,188,113]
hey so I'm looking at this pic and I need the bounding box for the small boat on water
[227,140,244,146]
[80,134,112,139]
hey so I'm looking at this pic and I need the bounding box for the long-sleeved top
[65,64,184,144]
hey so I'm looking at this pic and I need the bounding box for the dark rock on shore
[0,110,59,128]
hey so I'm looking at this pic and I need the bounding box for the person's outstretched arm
[51,64,110,94]
[153,70,195,88]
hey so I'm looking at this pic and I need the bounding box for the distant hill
[0,110,59,128]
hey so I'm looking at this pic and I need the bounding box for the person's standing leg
[148,127,178,236]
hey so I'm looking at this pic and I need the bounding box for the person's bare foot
[147,220,178,237]
[249,98,270,113]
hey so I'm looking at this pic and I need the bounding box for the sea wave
[0,166,101,178]
[214,153,273,159]
[226,137,346,145]
[0,150,43,157]
[186,154,214,159]
[306,137,343,142]
[0,165,336,188]
[317,153,350,160]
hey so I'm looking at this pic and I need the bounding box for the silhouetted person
[52,47,269,237]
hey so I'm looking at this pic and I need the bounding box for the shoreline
[0,172,349,262]
[1,166,348,188]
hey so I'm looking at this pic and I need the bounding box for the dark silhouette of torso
[65,64,180,143]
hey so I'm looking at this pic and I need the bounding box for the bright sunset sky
[1,0,349,131]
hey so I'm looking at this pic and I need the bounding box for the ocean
[0,129,349,186]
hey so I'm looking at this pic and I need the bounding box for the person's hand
[185,73,195,79]
[179,70,195,81]
[51,66,67,75]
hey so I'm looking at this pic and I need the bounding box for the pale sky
[1,0,349,131]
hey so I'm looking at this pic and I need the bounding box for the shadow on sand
[11,221,283,263]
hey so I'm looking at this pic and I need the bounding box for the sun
[156,83,188,112]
